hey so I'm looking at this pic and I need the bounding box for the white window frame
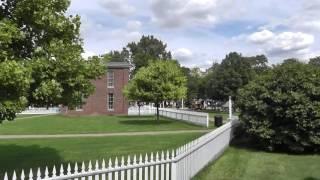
[107,71,114,88]
[108,93,114,111]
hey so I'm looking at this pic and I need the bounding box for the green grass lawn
[0,115,208,135]
[0,132,203,178]
[199,110,230,120]
[193,141,320,180]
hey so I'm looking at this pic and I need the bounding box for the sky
[68,0,320,69]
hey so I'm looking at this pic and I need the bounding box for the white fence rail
[19,107,61,115]
[159,109,209,128]
[172,119,240,179]
[3,119,239,180]
[128,106,156,116]
[128,106,209,128]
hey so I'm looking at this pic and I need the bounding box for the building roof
[107,61,132,69]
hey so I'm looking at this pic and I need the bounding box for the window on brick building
[107,71,114,88]
[108,93,114,111]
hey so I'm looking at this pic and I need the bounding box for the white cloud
[173,48,214,69]
[69,0,320,66]
[77,15,142,55]
[110,29,141,42]
[126,20,142,31]
[248,30,274,44]
[298,21,320,31]
[248,30,315,57]
[271,32,314,52]
[100,0,135,17]
[262,0,320,33]
[150,0,217,28]
[293,0,320,32]
[173,48,194,62]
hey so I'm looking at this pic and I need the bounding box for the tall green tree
[282,58,301,65]
[123,61,187,120]
[0,61,31,121]
[0,0,105,122]
[246,55,269,73]
[126,35,172,75]
[104,48,130,62]
[207,52,269,102]
[237,61,320,152]
[309,56,320,67]
[181,67,208,106]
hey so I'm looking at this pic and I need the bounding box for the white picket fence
[128,106,156,116]
[19,107,61,115]
[128,106,209,128]
[2,119,239,180]
[159,109,209,128]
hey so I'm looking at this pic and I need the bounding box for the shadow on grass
[117,115,155,119]
[119,119,173,125]
[304,177,320,180]
[0,144,68,180]
[229,134,264,152]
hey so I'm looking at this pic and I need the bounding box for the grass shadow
[231,130,320,155]
[119,119,173,125]
[0,144,67,179]
[304,177,320,180]
[230,134,264,152]
[117,115,155,119]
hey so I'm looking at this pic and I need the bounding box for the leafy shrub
[237,62,320,153]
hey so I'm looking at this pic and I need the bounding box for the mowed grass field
[0,133,204,178]
[193,141,320,180]
[0,115,209,135]
[0,115,207,178]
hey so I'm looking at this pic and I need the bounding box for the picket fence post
[171,153,178,180]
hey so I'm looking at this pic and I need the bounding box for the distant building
[64,61,131,115]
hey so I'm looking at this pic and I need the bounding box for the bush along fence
[3,119,239,180]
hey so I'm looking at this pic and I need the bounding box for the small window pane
[107,71,114,88]
[108,93,114,110]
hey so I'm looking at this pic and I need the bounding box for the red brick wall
[64,67,129,115]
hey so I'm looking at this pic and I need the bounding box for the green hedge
[237,62,320,153]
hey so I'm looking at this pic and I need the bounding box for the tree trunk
[156,103,159,121]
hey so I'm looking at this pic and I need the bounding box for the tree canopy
[123,60,187,120]
[206,52,269,102]
[309,56,320,67]
[126,35,172,75]
[0,0,105,122]
[103,48,130,63]
[181,67,208,106]
[237,61,320,153]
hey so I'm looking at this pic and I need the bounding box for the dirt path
[0,130,210,139]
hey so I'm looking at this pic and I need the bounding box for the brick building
[64,62,131,115]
